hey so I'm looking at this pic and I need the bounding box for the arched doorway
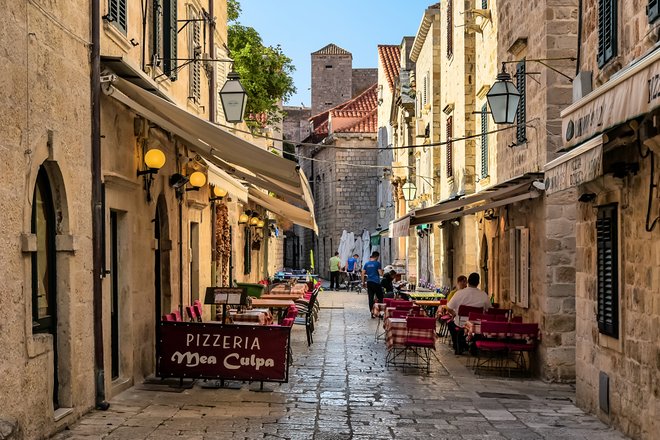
[154,194,171,375]
[32,166,59,407]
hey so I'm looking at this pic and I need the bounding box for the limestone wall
[311,53,352,116]
[352,68,378,97]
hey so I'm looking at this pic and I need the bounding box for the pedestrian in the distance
[329,252,341,290]
[362,251,383,318]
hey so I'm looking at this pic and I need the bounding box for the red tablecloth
[230,309,273,325]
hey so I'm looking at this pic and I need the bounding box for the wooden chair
[171,310,183,322]
[506,323,539,376]
[403,317,437,372]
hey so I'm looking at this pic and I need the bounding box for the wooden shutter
[519,227,529,308]
[597,0,618,67]
[597,204,619,338]
[516,60,526,144]
[446,116,453,178]
[649,0,660,22]
[188,6,201,102]
[509,229,517,303]
[447,0,453,58]
[108,0,127,33]
[152,0,161,64]
[481,103,488,178]
[243,228,252,275]
[163,0,178,81]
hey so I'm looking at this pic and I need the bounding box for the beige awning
[102,77,315,218]
[247,188,318,233]
[544,135,604,195]
[205,161,248,203]
[390,173,543,236]
[561,46,660,150]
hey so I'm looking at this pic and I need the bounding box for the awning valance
[205,161,248,203]
[544,135,603,195]
[390,174,543,237]
[102,76,317,231]
[248,188,318,233]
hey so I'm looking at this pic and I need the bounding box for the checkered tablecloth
[229,309,273,325]
[371,303,386,317]
[385,318,436,350]
[269,284,308,295]
[464,320,510,341]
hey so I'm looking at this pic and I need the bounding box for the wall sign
[545,142,602,195]
[159,322,291,382]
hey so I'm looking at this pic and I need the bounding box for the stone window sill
[54,408,74,422]
[103,21,132,54]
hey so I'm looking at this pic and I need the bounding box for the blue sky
[238,1,434,106]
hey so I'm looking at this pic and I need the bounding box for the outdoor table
[269,284,308,295]
[414,299,443,317]
[261,293,305,301]
[407,292,445,300]
[250,299,295,324]
[230,309,273,325]
[384,317,436,366]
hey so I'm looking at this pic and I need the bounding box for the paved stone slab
[51,291,628,440]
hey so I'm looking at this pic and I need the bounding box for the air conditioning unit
[415,119,428,138]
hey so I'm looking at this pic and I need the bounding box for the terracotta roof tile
[311,43,351,56]
[378,45,401,92]
[309,84,378,136]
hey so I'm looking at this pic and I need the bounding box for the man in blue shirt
[362,251,383,317]
[345,253,359,273]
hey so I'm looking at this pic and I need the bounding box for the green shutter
[163,0,178,81]
[188,8,201,102]
[446,116,453,178]
[516,60,526,144]
[598,0,617,67]
[481,103,488,178]
[597,204,619,338]
[152,0,161,64]
[447,0,453,58]
[108,0,127,33]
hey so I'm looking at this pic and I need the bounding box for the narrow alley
[52,291,626,440]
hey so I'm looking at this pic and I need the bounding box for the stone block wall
[282,106,311,146]
[352,68,378,98]
[311,53,353,115]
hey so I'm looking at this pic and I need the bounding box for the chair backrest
[508,323,539,342]
[281,317,295,327]
[468,312,490,321]
[406,316,436,330]
[390,309,409,319]
[510,315,523,323]
[480,321,510,339]
[457,305,483,318]
[185,306,196,322]
[409,305,423,317]
[486,308,510,317]
[383,297,395,307]
[286,305,299,318]
[439,299,448,306]
[162,314,174,321]
[391,300,413,309]
[172,310,183,322]
[193,300,203,322]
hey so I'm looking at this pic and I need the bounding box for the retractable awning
[206,161,248,203]
[390,173,543,237]
[102,76,317,231]
[247,188,318,233]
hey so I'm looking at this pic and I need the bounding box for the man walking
[362,251,383,317]
[329,252,341,290]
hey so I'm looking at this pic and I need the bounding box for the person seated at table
[445,275,468,303]
[381,269,397,299]
[445,272,490,354]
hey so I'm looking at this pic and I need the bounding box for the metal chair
[402,317,437,372]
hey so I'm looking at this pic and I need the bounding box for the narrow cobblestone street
[52,291,627,440]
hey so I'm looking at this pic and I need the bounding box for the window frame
[447,0,454,59]
[187,4,202,103]
[108,0,128,34]
[597,0,618,68]
[649,0,660,23]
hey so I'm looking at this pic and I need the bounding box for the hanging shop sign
[390,216,411,238]
[159,322,291,382]
[544,136,603,195]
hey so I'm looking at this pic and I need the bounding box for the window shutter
[243,228,252,275]
[516,60,526,144]
[188,6,201,102]
[482,0,488,9]
[598,0,618,67]
[152,0,161,64]
[509,229,517,303]
[163,0,178,81]
[481,103,488,178]
[649,0,660,22]
[447,0,453,58]
[597,204,619,338]
[108,0,127,33]
[446,116,453,178]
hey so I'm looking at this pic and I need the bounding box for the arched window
[31,167,57,333]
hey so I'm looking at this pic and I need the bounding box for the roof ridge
[311,43,351,55]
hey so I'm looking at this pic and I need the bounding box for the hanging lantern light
[486,63,521,124]
[401,181,417,201]
[238,213,249,225]
[219,72,248,123]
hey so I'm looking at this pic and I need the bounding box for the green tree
[227,2,296,128]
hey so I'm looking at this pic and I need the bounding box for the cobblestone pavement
[52,291,628,440]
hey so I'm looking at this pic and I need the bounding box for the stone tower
[311,43,353,115]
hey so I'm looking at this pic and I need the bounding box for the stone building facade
[0,1,94,437]
[546,1,660,438]
[298,85,379,278]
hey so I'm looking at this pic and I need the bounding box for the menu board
[204,287,247,305]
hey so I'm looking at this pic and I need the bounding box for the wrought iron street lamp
[486,63,521,124]
[219,72,248,123]
[401,181,417,201]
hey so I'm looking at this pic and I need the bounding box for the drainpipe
[91,0,109,410]
[208,0,216,122]
[179,198,184,312]
[576,0,582,76]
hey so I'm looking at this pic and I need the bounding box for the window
[447,0,453,58]
[480,103,489,178]
[597,204,619,338]
[108,0,127,33]
[152,0,163,66]
[31,167,57,333]
[446,116,453,178]
[423,73,428,106]
[187,6,201,103]
[650,0,660,22]
[516,60,527,144]
[597,0,617,67]
[482,0,488,8]
[325,65,333,69]
[162,0,178,80]
[509,227,529,308]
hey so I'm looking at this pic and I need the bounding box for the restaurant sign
[561,48,660,150]
[544,137,603,195]
[159,322,290,382]
[390,216,411,238]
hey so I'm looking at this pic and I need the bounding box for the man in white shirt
[446,272,490,354]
